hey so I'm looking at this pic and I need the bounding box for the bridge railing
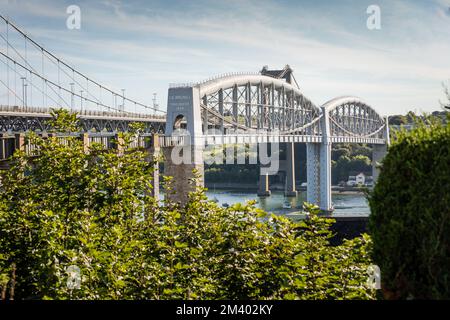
[156,132,386,146]
[0,105,166,120]
[158,135,189,147]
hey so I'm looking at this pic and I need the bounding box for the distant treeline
[205,143,372,186]
[389,110,448,125]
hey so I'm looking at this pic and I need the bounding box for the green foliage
[128,122,146,134]
[369,115,450,299]
[443,84,450,110]
[205,165,259,183]
[332,149,372,185]
[332,148,351,161]
[389,110,448,126]
[48,108,81,132]
[388,114,408,126]
[0,111,375,300]
[204,144,259,183]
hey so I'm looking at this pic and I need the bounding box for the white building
[347,172,371,186]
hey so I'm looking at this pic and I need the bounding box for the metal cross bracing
[0,15,166,134]
[198,74,321,138]
[0,105,166,133]
[169,73,387,146]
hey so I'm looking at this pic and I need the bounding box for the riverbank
[205,182,367,195]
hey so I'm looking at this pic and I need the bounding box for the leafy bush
[369,115,450,299]
[0,109,375,300]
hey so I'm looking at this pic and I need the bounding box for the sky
[1,0,450,115]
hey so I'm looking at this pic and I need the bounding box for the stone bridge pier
[162,145,204,205]
[162,86,205,205]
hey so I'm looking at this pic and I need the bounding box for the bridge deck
[197,134,385,145]
[0,105,166,122]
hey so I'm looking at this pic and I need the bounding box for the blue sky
[1,0,450,115]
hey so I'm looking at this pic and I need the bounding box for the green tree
[333,155,351,184]
[332,147,351,162]
[0,109,376,300]
[349,155,371,173]
[443,84,450,110]
[369,115,450,299]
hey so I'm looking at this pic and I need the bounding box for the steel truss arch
[197,74,321,134]
[322,96,386,139]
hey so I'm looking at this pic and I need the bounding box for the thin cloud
[0,0,448,115]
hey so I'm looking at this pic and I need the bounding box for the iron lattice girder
[324,97,385,139]
[200,75,386,140]
[0,114,165,134]
[199,75,319,134]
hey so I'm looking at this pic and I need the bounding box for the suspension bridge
[0,15,389,212]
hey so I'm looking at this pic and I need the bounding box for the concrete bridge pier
[306,142,333,213]
[306,143,320,205]
[318,105,333,213]
[319,140,332,213]
[306,105,333,213]
[285,142,297,197]
[257,170,271,197]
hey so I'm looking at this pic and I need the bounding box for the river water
[205,189,370,217]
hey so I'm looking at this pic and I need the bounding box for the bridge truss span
[0,105,166,133]
[323,96,388,145]
[167,74,388,146]
[198,74,321,136]
[164,67,390,212]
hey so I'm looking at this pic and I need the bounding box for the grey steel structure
[165,66,389,212]
[0,106,166,133]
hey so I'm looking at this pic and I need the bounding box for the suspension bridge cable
[0,50,140,114]
[0,56,71,108]
[14,61,17,106]
[0,14,165,113]
[0,32,70,108]
[37,47,103,109]
[5,19,9,106]
[3,21,135,113]
[41,48,44,107]
[0,77,24,105]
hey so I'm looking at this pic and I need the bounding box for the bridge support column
[163,145,204,206]
[113,133,125,155]
[285,142,297,197]
[372,144,387,184]
[258,170,271,197]
[319,141,332,213]
[306,143,320,205]
[163,85,204,205]
[15,133,25,151]
[318,105,333,213]
[81,133,90,153]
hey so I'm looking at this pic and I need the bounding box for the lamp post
[80,90,84,113]
[152,93,159,115]
[20,77,27,108]
[69,83,75,111]
[121,89,125,112]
